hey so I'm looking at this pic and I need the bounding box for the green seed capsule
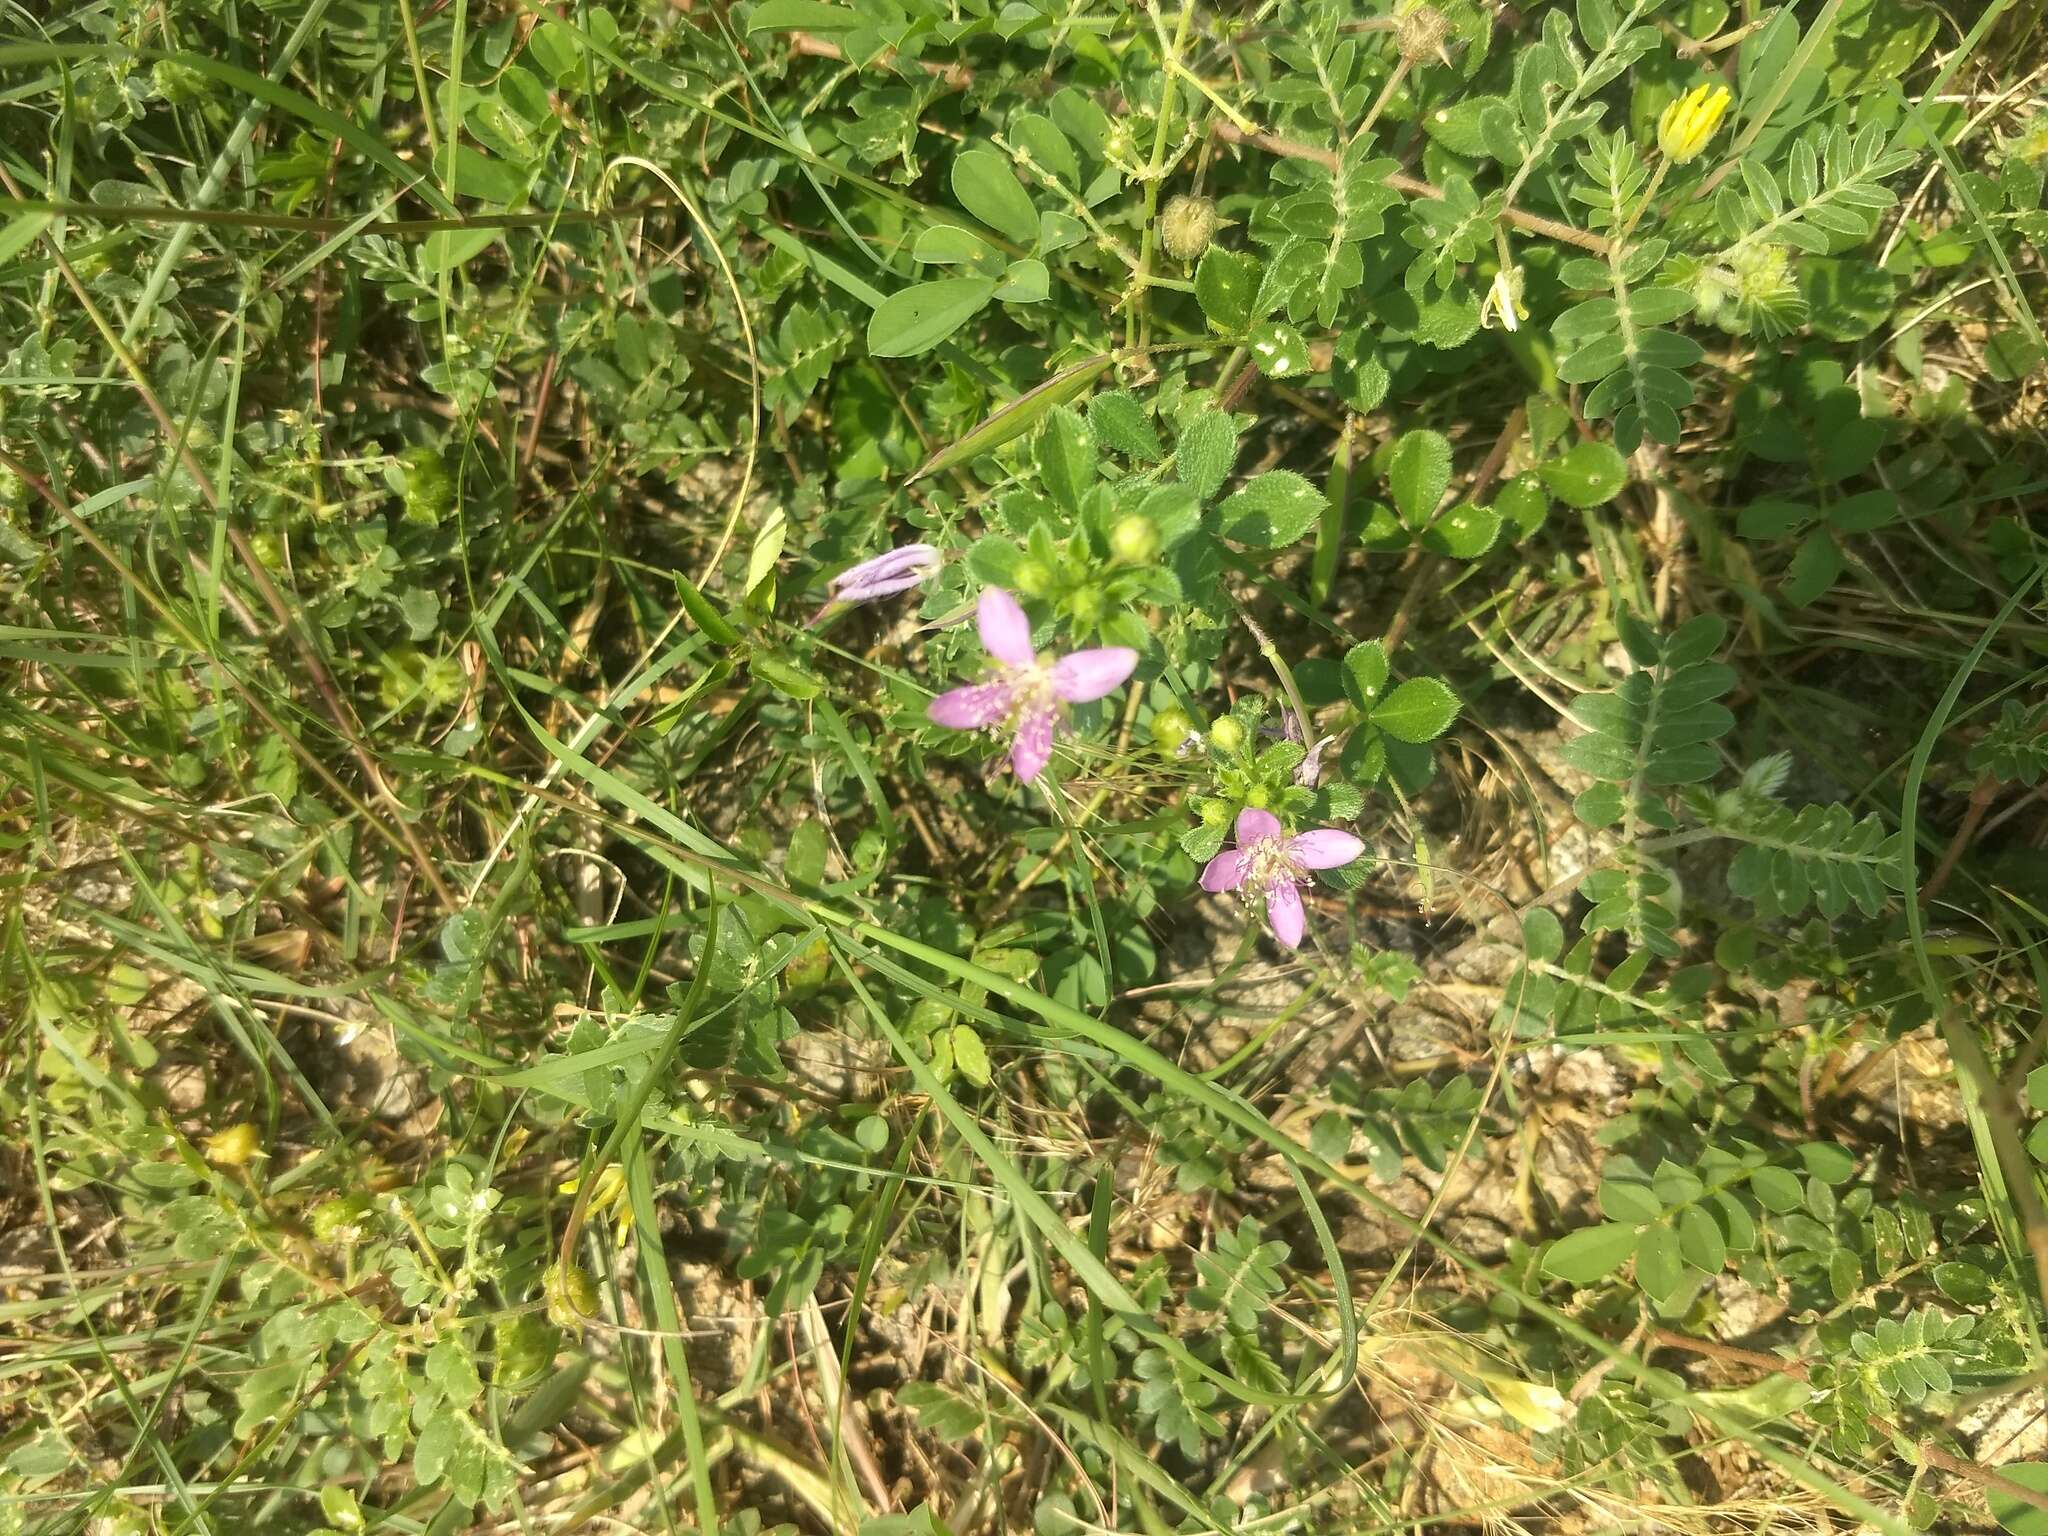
[310,1194,372,1245]
[1111,516,1160,563]
[494,1314,561,1391]
[1151,707,1194,751]
[1160,195,1221,264]
[1208,717,1247,752]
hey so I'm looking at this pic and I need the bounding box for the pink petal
[1010,708,1055,782]
[1289,829,1364,870]
[1200,849,1248,893]
[1235,808,1283,847]
[1264,880,1306,949]
[1051,647,1138,704]
[977,587,1036,668]
[929,681,1013,729]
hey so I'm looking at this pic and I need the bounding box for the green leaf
[951,148,1039,244]
[1087,391,1164,461]
[1341,640,1389,710]
[867,277,995,358]
[1371,678,1459,743]
[1177,410,1238,502]
[1388,430,1452,528]
[746,0,864,29]
[1635,1224,1685,1302]
[1522,907,1564,963]
[1988,1463,2048,1536]
[1543,1222,1637,1284]
[1037,406,1097,513]
[950,1024,991,1087]
[1751,1166,1803,1213]
[1194,248,1259,332]
[1422,503,1501,559]
[1539,440,1629,507]
[421,228,497,271]
[1678,1205,1727,1273]
[1248,319,1310,378]
[913,224,998,266]
[996,258,1049,302]
[1219,471,1324,547]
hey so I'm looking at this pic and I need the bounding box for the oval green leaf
[867,277,996,358]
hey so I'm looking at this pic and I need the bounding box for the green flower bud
[1013,559,1052,597]
[1110,515,1160,563]
[1208,716,1247,753]
[1246,784,1271,808]
[1069,586,1104,622]
[1199,798,1231,827]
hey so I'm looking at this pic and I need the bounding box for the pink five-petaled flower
[928,588,1137,783]
[1200,808,1364,950]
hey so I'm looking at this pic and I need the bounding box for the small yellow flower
[202,1123,263,1168]
[559,1162,634,1238]
[1658,83,1733,165]
[1480,267,1524,334]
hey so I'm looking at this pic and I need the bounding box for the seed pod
[1151,707,1195,753]
[1396,4,1450,64]
[545,1261,600,1328]
[494,1315,561,1392]
[310,1194,372,1245]
[1160,195,1221,264]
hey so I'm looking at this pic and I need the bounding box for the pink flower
[1200,808,1364,949]
[928,588,1138,783]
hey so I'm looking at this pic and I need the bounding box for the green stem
[1128,0,1200,351]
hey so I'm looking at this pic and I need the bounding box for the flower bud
[1199,798,1231,827]
[1069,586,1104,622]
[1012,559,1052,597]
[1207,716,1246,753]
[1110,515,1160,563]
[1396,4,1450,64]
[1658,83,1732,165]
[203,1123,262,1168]
[1160,195,1221,264]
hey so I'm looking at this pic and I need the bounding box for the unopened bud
[1208,716,1247,753]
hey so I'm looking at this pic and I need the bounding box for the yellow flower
[1658,83,1733,165]
[202,1123,263,1168]
[1480,267,1524,334]
[559,1162,634,1238]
